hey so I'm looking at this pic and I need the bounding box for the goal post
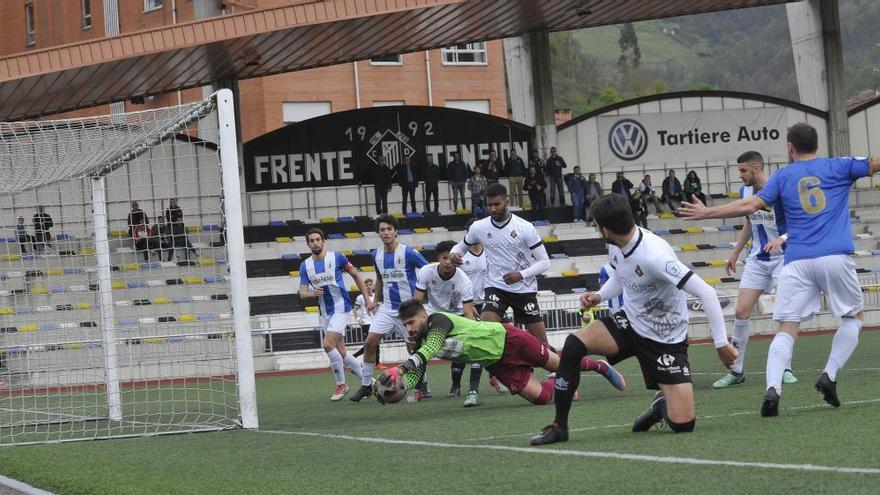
[0,89,257,445]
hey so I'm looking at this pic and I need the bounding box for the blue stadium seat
[328,233,345,239]
[56,234,72,241]
[352,249,370,256]
[717,225,736,232]
[64,268,84,275]
[15,307,32,314]
[140,262,161,269]
[0,237,15,243]
[337,216,355,223]
[173,296,192,304]
[405,212,422,218]
[21,254,38,261]
[204,276,221,284]
[127,280,146,289]
[40,324,58,331]
[50,286,68,294]
[421,244,436,252]
[398,229,414,235]
[532,220,550,227]
[203,224,221,231]
[652,229,670,236]
[268,220,285,227]
[551,253,570,259]
[119,318,138,326]
[280,254,300,260]
[198,313,219,321]
[214,258,227,265]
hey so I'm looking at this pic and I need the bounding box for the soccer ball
[373,370,407,404]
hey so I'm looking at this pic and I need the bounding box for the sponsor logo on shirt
[311,272,336,287]
[510,229,518,239]
[635,265,643,277]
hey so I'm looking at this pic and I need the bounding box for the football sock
[731,319,750,374]
[450,362,465,388]
[766,332,794,395]
[824,317,862,381]
[361,362,374,387]
[468,363,482,392]
[553,334,588,428]
[342,353,363,380]
[327,349,345,385]
[534,378,555,405]
[667,418,695,433]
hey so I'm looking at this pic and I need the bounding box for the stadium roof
[0,0,786,122]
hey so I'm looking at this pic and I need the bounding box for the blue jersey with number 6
[756,157,869,263]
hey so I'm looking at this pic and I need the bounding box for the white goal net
[0,89,256,445]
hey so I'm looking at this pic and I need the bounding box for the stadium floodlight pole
[216,88,259,429]
[91,175,122,422]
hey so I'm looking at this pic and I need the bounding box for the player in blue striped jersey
[713,151,798,389]
[299,228,372,401]
[681,123,880,415]
[350,215,429,402]
[599,264,624,311]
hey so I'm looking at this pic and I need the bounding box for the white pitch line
[466,397,880,442]
[259,429,880,475]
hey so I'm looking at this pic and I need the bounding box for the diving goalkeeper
[374,300,625,404]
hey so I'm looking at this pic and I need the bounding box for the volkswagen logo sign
[609,119,648,161]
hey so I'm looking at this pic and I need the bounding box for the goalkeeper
[375,300,626,405]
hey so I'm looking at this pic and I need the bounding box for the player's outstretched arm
[399,326,448,389]
[869,156,880,175]
[680,274,738,368]
[679,195,764,221]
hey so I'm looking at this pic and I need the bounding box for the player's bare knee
[734,306,752,320]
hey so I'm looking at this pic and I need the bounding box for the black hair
[398,299,426,321]
[737,150,764,166]
[435,240,457,256]
[305,228,326,240]
[486,182,507,198]
[588,194,635,235]
[787,123,819,154]
[375,214,398,232]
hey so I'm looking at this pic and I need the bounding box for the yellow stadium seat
[413,227,432,234]
[179,314,198,322]
[658,212,675,219]
[685,227,703,234]
[1,254,20,261]
[350,285,358,291]
[184,276,204,285]
[109,229,127,238]
[523,204,532,211]
[392,213,406,219]
[541,236,559,244]
[728,191,740,198]
[561,270,580,277]
[275,236,293,243]
[0,308,13,315]
[198,258,215,266]
[288,270,300,278]
[319,217,336,223]
[46,268,63,276]
[112,281,125,290]
[74,302,92,310]
[708,259,727,266]
[305,306,319,313]
[30,287,48,295]
[79,248,95,255]
[19,325,38,333]
[153,297,171,305]
[680,245,699,251]
[345,232,364,238]
[360,265,375,272]
[342,249,353,256]
[65,343,83,350]
[185,225,199,233]
[704,277,722,285]
[122,263,139,271]
[144,337,165,344]
[455,208,471,215]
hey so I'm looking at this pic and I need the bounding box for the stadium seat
[320,217,336,223]
[268,220,286,227]
[275,236,293,243]
[405,212,422,218]
[179,314,198,322]
[344,233,363,238]
[328,233,345,239]
[203,225,221,231]
[337,216,355,223]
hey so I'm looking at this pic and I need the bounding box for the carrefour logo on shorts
[609,119,648,161]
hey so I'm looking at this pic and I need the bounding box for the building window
[25,3,35,46]
[370,54,403,65]
[444,100,490,114]
[282,102,331,124]
[82,0,92,29]
[373,101,405,107]
[144,0,163,12]
[442,42,487,65]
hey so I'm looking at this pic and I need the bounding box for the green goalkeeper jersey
[401,313,507,389]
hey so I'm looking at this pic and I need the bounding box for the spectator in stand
[524,165,547,220]
[33,206,54,252]
[545,147,568,206]
[484,151,501,186]
[422,154,441,215]
[638,174,663,214]
[661,169,684,212]
[505,149,526,208]
[631,190,649,229]
[165,198,183,225]
[394,155,420,214]
[127,201,150,262]
[684,170,708,205]
[566,166,589,222]
[447,151,470,211]
[611,172,634,198]
[170,211,198,261]
[372,156,392,215]
[529,149,545,177]
[467,166,488,216]
[585,173,603,209]
[16,216,35,253]
[151,215,173,262]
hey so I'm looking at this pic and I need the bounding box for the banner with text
[243,106,534,191]
[598,107,789,168]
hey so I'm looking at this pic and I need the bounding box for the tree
[599,87,623,105]
[617,23,641,71]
